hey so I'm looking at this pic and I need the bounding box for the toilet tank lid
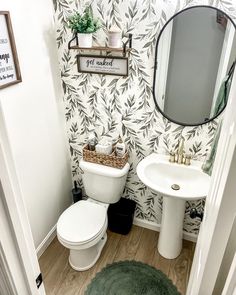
[79,159,130,177]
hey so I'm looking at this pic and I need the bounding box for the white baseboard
[133,217,197,243]
[36,225,57,258]
[133,217,161,231]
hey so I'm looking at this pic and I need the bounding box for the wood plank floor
[39,226,195,295]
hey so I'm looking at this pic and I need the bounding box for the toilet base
[69,233,107,271]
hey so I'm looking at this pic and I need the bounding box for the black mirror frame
[153,5,236,126]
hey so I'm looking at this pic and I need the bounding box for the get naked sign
[77,55,128,76]
[0,11,21,89]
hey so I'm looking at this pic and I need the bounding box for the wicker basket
[83,144,128,169]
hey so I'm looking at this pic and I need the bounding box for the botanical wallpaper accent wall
[54,0,236,235]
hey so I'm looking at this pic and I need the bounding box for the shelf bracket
[123,34,132,57]
[68,34,78,49]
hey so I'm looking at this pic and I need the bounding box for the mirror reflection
[153,6,236,126]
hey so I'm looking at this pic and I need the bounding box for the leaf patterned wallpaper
[53,0,236,235]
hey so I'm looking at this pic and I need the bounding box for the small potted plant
[68,7,100,48]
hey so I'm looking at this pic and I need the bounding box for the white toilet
[57,159,130,271]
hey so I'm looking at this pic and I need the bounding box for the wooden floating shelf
[69,45,132,53]
[68,34,133,57]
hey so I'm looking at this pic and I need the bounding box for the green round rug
[85,261,180,295]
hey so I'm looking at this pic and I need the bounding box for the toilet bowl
[57,160,130,271]
[57,200,108,271]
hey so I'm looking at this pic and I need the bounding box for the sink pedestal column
[158,196,186,259]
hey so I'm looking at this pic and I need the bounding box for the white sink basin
[137,153,211,259]
[137,153,210,200]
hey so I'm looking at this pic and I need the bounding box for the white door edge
[187,58,236,294]
[0,102,46,295]
[0,242,18,295]
[222,247,236,295]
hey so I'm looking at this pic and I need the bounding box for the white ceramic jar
[108,27,122,48]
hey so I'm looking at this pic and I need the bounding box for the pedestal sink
[137,153,210,259]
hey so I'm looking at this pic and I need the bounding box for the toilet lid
[57,200,107,244]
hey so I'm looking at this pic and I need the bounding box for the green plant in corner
[68,7,101,34]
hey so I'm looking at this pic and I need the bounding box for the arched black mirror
[153,6,236,126]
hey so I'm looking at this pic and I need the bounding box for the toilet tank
[79,160,130,204]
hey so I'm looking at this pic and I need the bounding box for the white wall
[0,0,72,249]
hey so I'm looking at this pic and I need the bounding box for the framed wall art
[77,54,129,76]
[0,11,21,89]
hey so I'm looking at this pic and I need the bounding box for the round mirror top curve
[153,5,236,126]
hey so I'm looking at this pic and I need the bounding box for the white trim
[133,217,161,231]
[133,217,197,243]
[187,55,236,295]
[222,250,236,295]
[36,225,57,258]
[0,103,46,294]
[182,232,197,243]
[0,242,17,295]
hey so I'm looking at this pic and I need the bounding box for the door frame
[0,102,46,295]
[0,5,236,295]
[222,251,236,295]
[187,61,236,294]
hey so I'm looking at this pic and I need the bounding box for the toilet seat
[57,200,107,246]
[57,218,107,248]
